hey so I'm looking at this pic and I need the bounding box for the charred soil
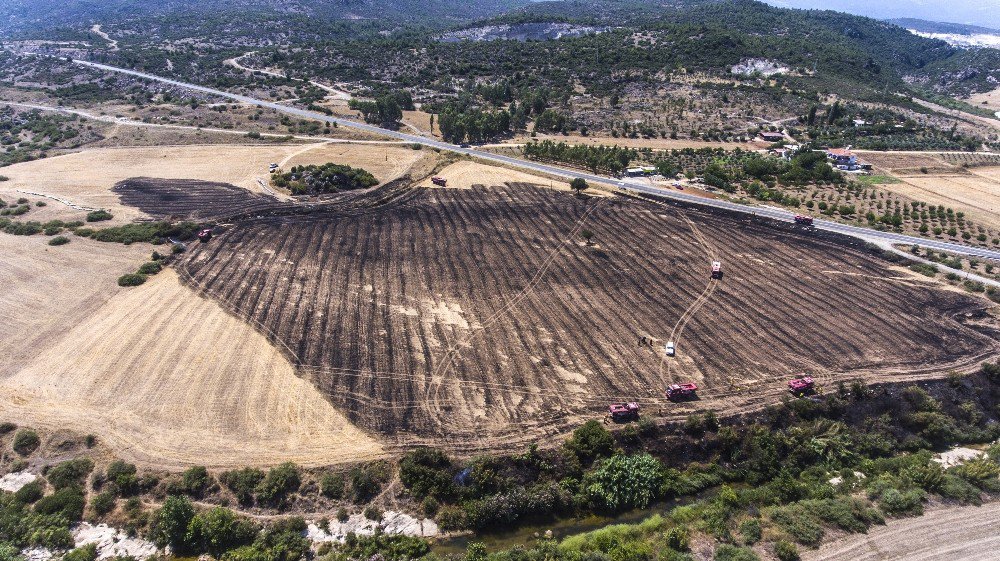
[166,182,999,454]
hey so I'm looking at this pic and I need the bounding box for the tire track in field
[424,197,608,432]
[659,210,719,384]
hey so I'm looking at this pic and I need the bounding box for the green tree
[570,178,589,193]
[187,507,258,557]
[151,496,196,553]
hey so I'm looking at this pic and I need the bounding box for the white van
[665,342,675,356]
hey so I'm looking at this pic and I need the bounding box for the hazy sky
[761,0,1000,29]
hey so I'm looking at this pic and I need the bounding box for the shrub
[86,210,113,222]
[255,462,301,507]
[800,497,883,533]
[0,422,15,434]
[35,201,46,207]
[63,544,98,561]
[585,453,664,511]
[350,462,388,504]
[12,429,40,455]
[138,261,162,275]
[766,505,824,546]
[14,480,44,504]
[82,221,199,244]
[220,467,265,505]
[566,420,615,464]
[117,273,147,287]
[320,472,345,500]
[878,488,925,516]
[738,518,761,545]
[666,526,690,551]
[436,505,467,531]
[338,533,430,561]
[187,506,258,557]
[35,487,86,521]
[714,544,760,561]
[47,458,94,489]
[105,460,139,495]
[91,491,116,516]
[421,496,440,518]
[3,220,41,235]
[773,540,800,561]
[399,447,455,500]
[181,465,212,498]
[47,235,70,246]
[363,505,383,521]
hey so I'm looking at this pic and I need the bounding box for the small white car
[665,342,675,356]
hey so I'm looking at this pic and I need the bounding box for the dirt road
[805,501,1000,561]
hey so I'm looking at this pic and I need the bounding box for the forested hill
[0,0,534,33]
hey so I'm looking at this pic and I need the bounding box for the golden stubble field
[0,256,384,469]
[0,143,425,224]
[858,151,1000,231]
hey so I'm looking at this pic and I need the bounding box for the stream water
[431,499,684,555]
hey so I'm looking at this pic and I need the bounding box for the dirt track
[0,269,382,469]
[177,183,999,452]
[805,501,1000,561]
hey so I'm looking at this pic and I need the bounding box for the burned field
[175,183,999,451]
[113,177,287,220]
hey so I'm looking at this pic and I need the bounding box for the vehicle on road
[666,382,698,401]
[711,261,723,279]
[794,215,814,227]
[665,341,676,356]
[431,176,448,187]
[608,402,640,422]
[197,228,213,242]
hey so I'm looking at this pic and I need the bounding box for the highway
[73,58,1000,261]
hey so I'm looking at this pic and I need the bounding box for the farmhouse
[826,147,872,172]
[760,131,785,142]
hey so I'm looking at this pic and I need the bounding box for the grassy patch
[854,174,901,185]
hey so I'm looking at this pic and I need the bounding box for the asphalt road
[74,59,1000,261]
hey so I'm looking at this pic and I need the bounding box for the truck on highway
[794,215,814,227]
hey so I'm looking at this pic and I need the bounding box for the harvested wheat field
[278,141,425,178]
[176,182,999,453]
[0,234,149,378]
[804,500,1000,561]
[417,160,574,192]
[852,152,1000,230]
[0,143,426,224]
[0,269,383,469]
